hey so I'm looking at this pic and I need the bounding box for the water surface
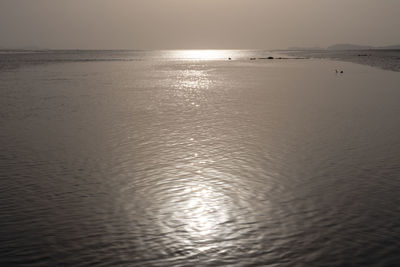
[1,50,400,266]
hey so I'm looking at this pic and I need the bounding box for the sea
[1,50,400,266]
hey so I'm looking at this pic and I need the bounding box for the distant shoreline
[281,49,400,72]
[1,49,399,72]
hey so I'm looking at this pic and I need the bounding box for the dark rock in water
[340,71,344,73]
[259,56,297,60]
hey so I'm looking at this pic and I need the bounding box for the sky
[0,0,399,50]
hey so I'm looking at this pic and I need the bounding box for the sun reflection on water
[161,177,231,254]
[171,50,232,60]
[164,63,231,249]
[129,56,247,255]
[175,70,213,91]
[168,66,214,110]
[179,183,228,234]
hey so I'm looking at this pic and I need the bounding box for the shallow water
[1,51,400,266]
[285,49,400,72]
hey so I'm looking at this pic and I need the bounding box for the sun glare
[171,50,231,60]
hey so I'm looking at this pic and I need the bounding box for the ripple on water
[1,53,400,266]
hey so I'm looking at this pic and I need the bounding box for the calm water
[285,49,400,72]
[1,50,400,266]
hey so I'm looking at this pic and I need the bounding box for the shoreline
[281,49,400,72]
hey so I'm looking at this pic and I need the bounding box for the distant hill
[327,43,400,50]
[287,46,324,51]
[0,45,45,50]
[327,44,374,50]
[287,44,400,51]
[378,45,400,50]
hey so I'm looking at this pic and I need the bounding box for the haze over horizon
[1,0,400,50]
